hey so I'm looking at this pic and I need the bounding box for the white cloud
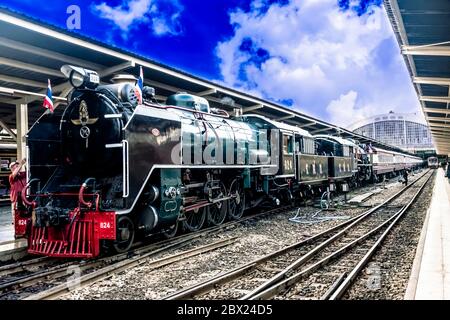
[216,0,421,127]
[326,90,377,126]
[92,0,183,37]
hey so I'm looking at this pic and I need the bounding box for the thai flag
[135,66,144,104]
[43,79,54,112]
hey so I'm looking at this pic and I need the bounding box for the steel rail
[24,237,238,300]
[163,213,360,300]
[0,204,292,279]
[247,171,433,300]
[242,170,431,299]
[0,204,294,300]
[0,234,200,296]
[0,203,291,267]
[163,170,430,300]
[0,256,50,277]
[327,171,434,300]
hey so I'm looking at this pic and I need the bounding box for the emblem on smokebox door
[69,100,98,148]
[70,100,98,126]
[80,126,90,139]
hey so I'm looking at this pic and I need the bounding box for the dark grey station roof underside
[385,0,450,156]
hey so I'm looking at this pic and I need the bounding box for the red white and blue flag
[135,66,144,104]
[43,79,54,112]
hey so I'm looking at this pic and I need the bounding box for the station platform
[0,205,27,261]
[406,168,450,300]
[0,204,14,242]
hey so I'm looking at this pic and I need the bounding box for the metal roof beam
[424,107,450,114]
[0,87,14,96]
[435,141,450,145]
[0,119,16,141]
[432,132,450,137]
[433,144,450,149]
[430,124,450,130]
[420,96,450,104]
[0,97,18,105]
[297,121,317,128]
[426,116,450,122]
[0,36,104,70]
[0,86,66,101]
[431,131,450,136]
[196,89,216,97]
[243,104,264,112]
[402,45,450,57]
[434,139,450,142]
[145,79,183,94]
[276,114,295,121]
[0,57,62,77]
[414,77,450,86]
[0,74,47,89]
[98,60,135,77]
[311,127,334,134]
[430,127,450,132]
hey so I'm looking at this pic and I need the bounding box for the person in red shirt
[9,158,27,225]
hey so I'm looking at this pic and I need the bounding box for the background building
[348,111,435,154]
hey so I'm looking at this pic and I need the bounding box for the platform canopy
[385,0,450,156]
[0,7,416,157]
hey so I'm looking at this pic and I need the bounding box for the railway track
[0,174,406,266]
[0,170,429,300]
[0,204,294,300]
[163,170,433,300]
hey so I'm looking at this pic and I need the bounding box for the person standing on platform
[446,162,450,180]
[402,169,409,186]
[9,158,27,226]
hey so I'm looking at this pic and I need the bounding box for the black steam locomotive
[15,65,422,258]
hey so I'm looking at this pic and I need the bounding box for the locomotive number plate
[89,74,100,84]
[100,222,111,229]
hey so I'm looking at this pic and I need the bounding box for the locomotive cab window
[302,137,315,155]
[283,135,294,155]
[343,146,350,157]
[295,141,300,153]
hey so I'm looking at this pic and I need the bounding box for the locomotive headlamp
[61,65,100,89]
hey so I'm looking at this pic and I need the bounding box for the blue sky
[0,0,420,127]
